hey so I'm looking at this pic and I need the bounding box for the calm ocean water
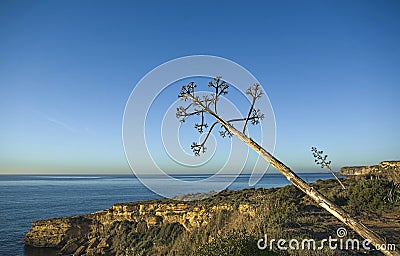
[0,173,334,255]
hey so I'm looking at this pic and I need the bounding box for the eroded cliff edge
[24,192,257,255]
[25,172,400,256]
[339,160,400,176]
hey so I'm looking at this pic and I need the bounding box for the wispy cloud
[45,117,77,133]
[32,109,78,133]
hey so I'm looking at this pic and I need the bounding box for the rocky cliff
[24,193,257,255]
[338,165,379,175]
[339,160,400,176]
[380,161,400,171]
[24,174,400,256]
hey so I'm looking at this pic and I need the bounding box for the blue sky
[0,0,399,174]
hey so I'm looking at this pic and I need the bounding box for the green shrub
[346,178,390,214]
[194,231,281,256]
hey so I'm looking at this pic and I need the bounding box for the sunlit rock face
[380,161,400,171]
[338,165,379,175]
[339,160,400,176]
[24,197,255,255]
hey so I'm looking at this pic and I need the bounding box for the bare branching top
[311,147,332,168]
[176,76,264,156]
[311,147,346,189]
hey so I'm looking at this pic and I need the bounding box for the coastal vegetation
[25,168,400,255]
[175,77,398,255]
[24,77,400,255]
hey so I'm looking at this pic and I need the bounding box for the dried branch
[208,76,229,114]
[175,76,396,256]
[177,77,264,156]
[189,117,261,155]
[243,83,263,133]
[311,147,346,190]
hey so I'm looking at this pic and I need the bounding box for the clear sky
[0,0,399,174]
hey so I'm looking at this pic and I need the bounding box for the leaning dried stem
[177,77,263,155]
[311,147,346,190]
[175,76,396,256]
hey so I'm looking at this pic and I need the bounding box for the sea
[0,173,334,255]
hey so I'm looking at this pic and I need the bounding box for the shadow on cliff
[24,245,58,256]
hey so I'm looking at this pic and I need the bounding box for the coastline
[0,173,333,256]
[23,171,400,256]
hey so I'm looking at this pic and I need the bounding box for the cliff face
[24,216,92,248]
[338,165,379,175]
[339,160,400,176]
[24,197,255,255]
[24,176,400,256]
[380,161,400,171]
